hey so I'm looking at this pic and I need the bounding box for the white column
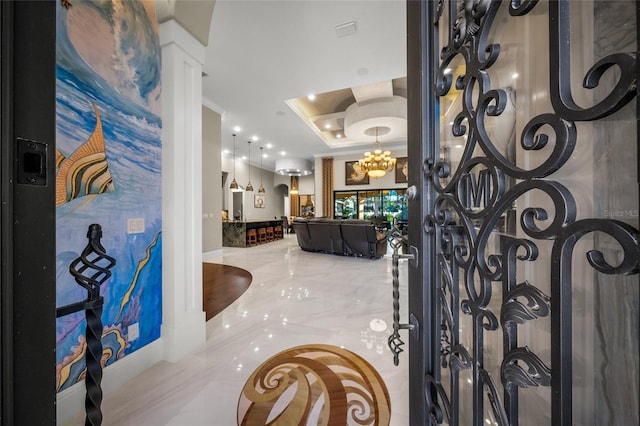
[159,20,206,362]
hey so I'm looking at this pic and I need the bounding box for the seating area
[292,217,388,258]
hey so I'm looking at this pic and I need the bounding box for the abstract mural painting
[55,0,162,391]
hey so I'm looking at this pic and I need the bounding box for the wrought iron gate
[409,1,640,425]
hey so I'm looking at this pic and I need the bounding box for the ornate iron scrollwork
[427,0,639,425]
[387,220,416,366]
[501,281,550,326]
[56,224,116,426]
[502,347,552,388]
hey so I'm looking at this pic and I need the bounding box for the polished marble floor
[65,234,410,425]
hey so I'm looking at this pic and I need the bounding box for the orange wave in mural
[56,103,115,206]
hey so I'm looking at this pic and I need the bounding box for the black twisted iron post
[387,219,415,366]
[56,224,116,426]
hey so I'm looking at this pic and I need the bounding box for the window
[333,189,407,224]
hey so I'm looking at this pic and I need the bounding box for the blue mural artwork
[55,0,162,392]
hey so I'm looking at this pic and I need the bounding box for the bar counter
[222,219,283,247]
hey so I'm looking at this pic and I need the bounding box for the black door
[406,1,639,424]
[1,1,56,424]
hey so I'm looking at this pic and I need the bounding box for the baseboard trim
[56,338,164,424]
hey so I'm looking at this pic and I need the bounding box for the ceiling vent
[335,20,357,38]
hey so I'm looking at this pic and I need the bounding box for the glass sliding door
[334,191,357,219]
[334,189,407,223]
[359,190,382,220]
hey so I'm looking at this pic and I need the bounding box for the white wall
[202,106,222,253]
[297,174,315,195]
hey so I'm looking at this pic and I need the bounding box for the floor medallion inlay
[237,344,391,426]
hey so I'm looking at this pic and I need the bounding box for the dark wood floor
[202,263,252,321]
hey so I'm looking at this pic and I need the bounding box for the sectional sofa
[291,217,388,258]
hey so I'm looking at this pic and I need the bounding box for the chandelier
[358,127,396,178]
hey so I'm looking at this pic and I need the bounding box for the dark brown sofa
[292,218,387,258]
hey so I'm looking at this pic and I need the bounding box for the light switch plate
[128,323,139,341]
[127,218,145,234]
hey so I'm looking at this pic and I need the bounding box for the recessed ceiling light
[336,134,342,139]
[233,126,242,132]
[266,143,273,149]
[280,151,286,156]
[324,124,331,129]
[241,156,247,160]
[262,153,268,158]
[307,94,316,101]
[252,136,258,141]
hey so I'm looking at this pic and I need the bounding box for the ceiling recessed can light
[252,136,258,141]
[266,143,273,149]
[233,126,242,132]
[307,94,316,101]
[324,124,331,129]
[336,134,342,139]
[280,151,286,156]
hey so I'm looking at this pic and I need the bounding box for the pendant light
[245,141,254,191]
[258,146,266,193]
[229,133,239,189]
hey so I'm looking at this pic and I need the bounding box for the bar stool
[266,226,274,242]
[274,225,283,239]
[246,229,257,247]
[257,228,267,244]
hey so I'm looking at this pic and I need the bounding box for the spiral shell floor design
[238,344,391,426]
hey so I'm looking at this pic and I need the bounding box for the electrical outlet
[127,218,145,234]
[128,323,139,341]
